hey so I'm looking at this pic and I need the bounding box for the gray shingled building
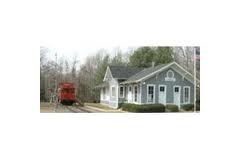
[96,62,198,109]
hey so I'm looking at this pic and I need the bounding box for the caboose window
[62,88,74,93]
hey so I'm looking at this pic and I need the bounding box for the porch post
[140,83,142,104]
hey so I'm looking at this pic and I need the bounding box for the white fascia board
[170,67,195,84]
[103,66,109,82]
[137,62,199,83]
[173,62,200,83]
[120,62,200,85]
[137,62,174,82]
[173,62,194,77]
[103,66,113,82]
[120,80,136,85]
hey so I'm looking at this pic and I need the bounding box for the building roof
[121,62,199,84]
[108,65,143,79]
[122,63,171,83]
[97,62,199,89]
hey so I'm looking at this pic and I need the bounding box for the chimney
[152,62,155,67]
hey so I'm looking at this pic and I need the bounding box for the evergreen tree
[129,47,173,67]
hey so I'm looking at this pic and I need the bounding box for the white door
[159,85,166,105]
[173,86,181,107]
[128,86,132,102]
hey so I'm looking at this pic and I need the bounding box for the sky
[42,45,137,65]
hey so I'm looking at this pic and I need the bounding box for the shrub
[118,103,124,109]
[181,104,194,111]
[139,104,165,112]
[166,104,179,112]
[121,103,138,112]
[121,103,165,112]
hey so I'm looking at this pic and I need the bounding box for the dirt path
[40,102,78,113]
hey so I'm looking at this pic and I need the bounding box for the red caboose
[58,83,76,105]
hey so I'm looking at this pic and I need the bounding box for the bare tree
[172,46,195,74]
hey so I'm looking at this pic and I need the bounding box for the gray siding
[100,75,119,108]
[109,78,118,102]
[100,66,195,109]
[141,68,194,104]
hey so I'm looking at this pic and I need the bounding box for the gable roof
[123,63,171,83]
[108,65,143,79]
[121,62,199,84]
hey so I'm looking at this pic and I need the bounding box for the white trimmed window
[183,86,190,103]
[119,86,124,98]
[111,86,116,98]
[134,85,138,102]
[147,85,155,103]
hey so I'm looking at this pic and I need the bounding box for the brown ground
[40,102,73,113]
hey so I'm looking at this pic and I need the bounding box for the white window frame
[119,86,124,98]
[173,85,181,93]
[111,86,116,98]
[133,85,138,102]
[147,84,155,104]
[183,86,191,104]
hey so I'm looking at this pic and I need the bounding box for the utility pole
[194,47,196,112]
